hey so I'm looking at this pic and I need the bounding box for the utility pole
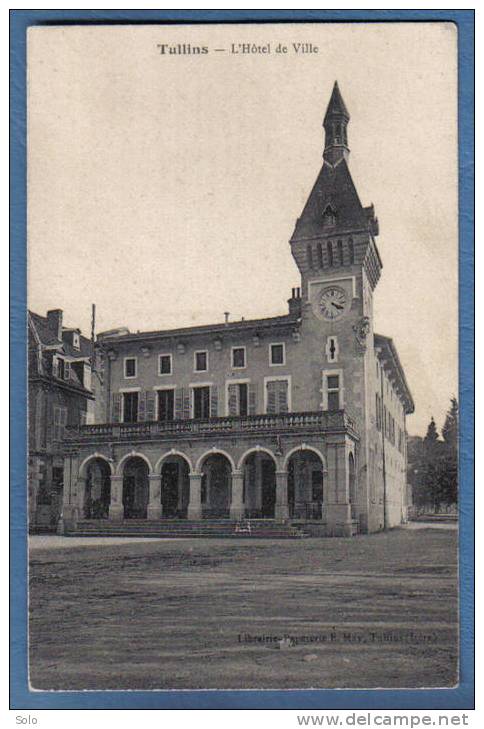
[90,303,96,373]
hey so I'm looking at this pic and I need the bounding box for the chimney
[288,287,302,317]
[46,309,63,340]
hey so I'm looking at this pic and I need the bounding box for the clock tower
[289,82,384,534]
[290,81,382,335]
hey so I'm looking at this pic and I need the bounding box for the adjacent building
[28,309,95,528]
[60,82,414,536]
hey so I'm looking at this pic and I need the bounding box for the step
[67,518,307,539]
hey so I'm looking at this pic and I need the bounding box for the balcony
[64,410,359,445]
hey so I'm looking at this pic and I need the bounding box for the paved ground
[29,527,458,691]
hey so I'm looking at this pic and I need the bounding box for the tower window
[307,244,314,269]
[322,205,336,227]
[321,369,344,412]
[317,242,324,268]
[349,238,355,264]
[327,241,334,267]
[325,336,339,363]
[337,240,344,266]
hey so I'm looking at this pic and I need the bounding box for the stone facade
[28,309,95,528]
[60,82,414,537]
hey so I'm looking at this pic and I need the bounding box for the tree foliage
[408,398,458,511]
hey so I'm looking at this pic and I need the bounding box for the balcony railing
[64,410,359,444]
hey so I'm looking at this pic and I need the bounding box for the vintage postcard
[16,16,471,708]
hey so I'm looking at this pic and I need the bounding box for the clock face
[320,286,347,320]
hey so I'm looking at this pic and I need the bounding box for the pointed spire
[323,81,350,124]
[323,82,350,166]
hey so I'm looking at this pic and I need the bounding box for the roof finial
[323,81,350,166]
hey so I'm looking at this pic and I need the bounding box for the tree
[442,397,458,451]
[421,416,444,511]
[440,397,459,505]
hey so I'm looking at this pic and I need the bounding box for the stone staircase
[68,518,308,539]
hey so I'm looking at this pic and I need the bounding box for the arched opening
[287,449,325,520]
[241,452,276,519]
[337,239,344,266]
[327,240,334,267]
[348,452,357,517]
[307,244,314,269]
[122,456,149,519]
[160,455,190,518]
[200,454,232,518]
[348,238,355,264]
[83,457,111,519]
[317,242,324,269]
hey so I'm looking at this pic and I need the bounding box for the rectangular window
[124,357,137,379]
[327,374,340,410]
[270,343,285,366]
[232,347,246,369]
[53,406,67,442]
[193,386,210,419]
[123,391,139,423]
[266,379,289,414]
[57,358,65,380]
[194,350,208,372]
[158,389,174,421]
[322,370,343,411]
[158,354,172,375]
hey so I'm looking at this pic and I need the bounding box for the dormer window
[322,205,336,228]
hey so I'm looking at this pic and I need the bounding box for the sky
[27,23,458,436]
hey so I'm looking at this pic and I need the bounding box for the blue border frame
[10,9,474,710]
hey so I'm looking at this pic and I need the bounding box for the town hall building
[60,82,414,537]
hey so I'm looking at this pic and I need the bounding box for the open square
[29,526,458,690]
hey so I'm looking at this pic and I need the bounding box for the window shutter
[182,388,191,419]
[278,381,289,413]
[266,381,277,414]
[248,384,257,415]
[146,392,156,421]
[65,361,71,380]
[228,384,237,416]
[175,388,183,419]
[112,393,121,423]
[61,408,68,440]
[210,386,218,418]
[52,357,58,378]
[138,391,147,422]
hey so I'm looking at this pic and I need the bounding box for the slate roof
[98,313,299,344]
[324,81,350,123]
[291,158,368,240]
[29,311,91,358]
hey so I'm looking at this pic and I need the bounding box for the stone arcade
[60,83,414,537]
